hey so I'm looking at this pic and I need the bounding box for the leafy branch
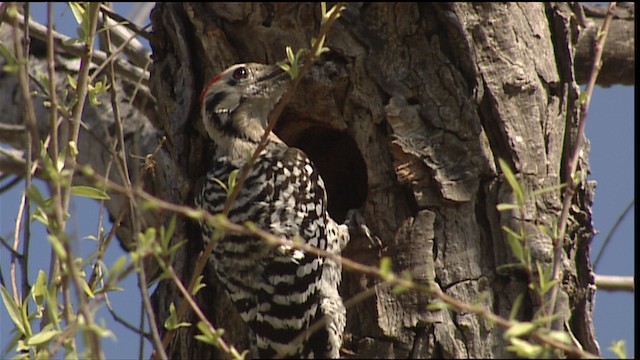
[80,160,599,359]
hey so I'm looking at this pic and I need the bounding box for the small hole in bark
[407,97,420,105]
[275,125,368,223]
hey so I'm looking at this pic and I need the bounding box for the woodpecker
[195,63,349,358]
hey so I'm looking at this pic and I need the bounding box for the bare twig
[592,198,634,270]
[594,275,634,292]
[138,259,168,360]
[549,2,617,319]
[0,123,26,143]
[81,165,599,359]
[0,235,22,258]
[46,4,105,357]
[101,13,164,359]
[103,291,152,339]
[43,4,62,331]
[8,1,40,307]
[97,5,151,72]
[99,4,151,41]
[0,175,23,194]
[6,10,149,86]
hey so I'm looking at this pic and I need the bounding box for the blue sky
[0,3,634,359]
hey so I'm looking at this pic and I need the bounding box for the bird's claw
[345,208,381,248]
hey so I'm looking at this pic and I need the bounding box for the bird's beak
[257,64,290,84]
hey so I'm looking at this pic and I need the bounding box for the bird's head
[200,63,291,159]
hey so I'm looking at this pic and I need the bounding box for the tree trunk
[146,2,598,358]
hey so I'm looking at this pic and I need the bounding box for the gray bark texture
[3,1,633,358]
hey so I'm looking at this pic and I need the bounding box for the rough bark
[3,1,629,358]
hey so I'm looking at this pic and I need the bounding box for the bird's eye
[232,67,248,80]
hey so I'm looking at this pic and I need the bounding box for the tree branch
[575,3,634,86]
[594,275,634,292]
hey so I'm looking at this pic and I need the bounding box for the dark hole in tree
[275,125,368,223]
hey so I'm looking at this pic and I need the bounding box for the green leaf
[110,255,127,280]
[16,339,30,353]
[88,322,116,340]
[1,285,26,336]
[498,158,524,207]
[68,2,86,25]
[45,286,61,330]
[496,263,526,273]
[166,215,177,244]
[39,145,59,181]
[79,277,95,299]
[535,261,557,295]
[36,70,52,95]
[68,140,79,158]
[311,35,327,57]
[608,340,627,359]
[64,346,79,360]
[26,330,58,346]
[194,321,224,347]
[164,303,191,331]
[391,284,408,294]
[210,177,228,193]
[507,337,543,358]
[425,301,453,311]
[67,74,78,90]
[537,223,555,239]
[577,90,588,106]
[531,182,567,197]
[70,185,110,200]
[379,257,394,281]
[68,2,91,44]
[277,62,291,73]
[31,208,50,227]
[230,347,250,360]
[286,46,294,63]
[88,92,100,106]
[168,240,188,256]
[2,63,19,74]
[20,295,32,337]
[547,330,573,345]
[531,312,564,327]
[48,234,67,261]
[279,46,307,80]
[191,275,207,296]
[321,2,345,25]
[32,270,47,307]
[509,293,525,321]
[55,153,65,174]
[27,185,47,209]
[496,203,519,212]
[504,321,537,339]
[504,227,525,263]
[0,42,17,62]
[227,169,240,194]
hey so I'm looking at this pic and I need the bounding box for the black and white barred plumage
[195,63,348,358]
